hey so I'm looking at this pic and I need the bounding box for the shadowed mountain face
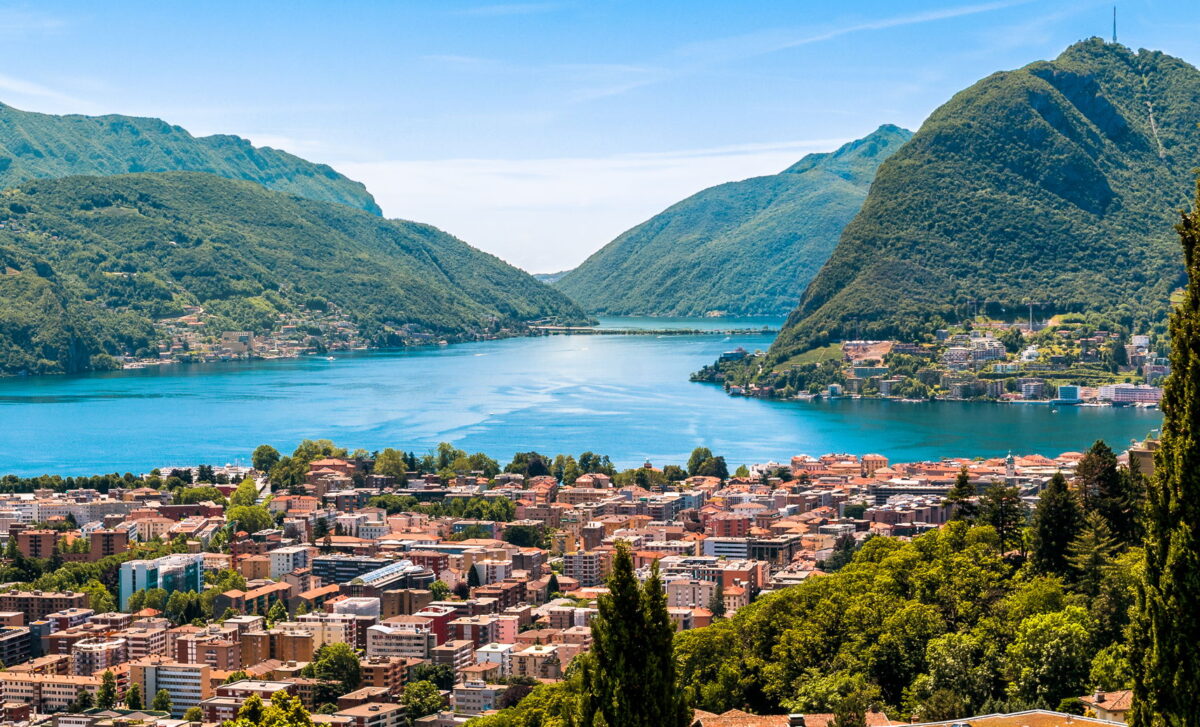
[0,172,587,375]
[0,102,381,214]
[768,39,1200,364]
[554,125,912,317]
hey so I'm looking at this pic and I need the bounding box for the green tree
[979,483,1025,552]
[467,564,481,589]
[124,683,142,710]
[374,448,407,481]
[1030,472,1081,577]
[429,580,451,601]
[708,580,726,618]
[96,670,117,709]
[577,542,689,727]
[267,598,289,626]
[687,447,714,475]
[409,663,455,691]
[152,688,172,713]
[183,707,202,721]
[238,693,265,722]
[229,478,259,507]
[1005,606,1092,708]
[546,572,560,596]
[70,687,94,712]
[307,642,362,694]
[253,444,281,473]
[226,505,273,534]
[1075,440,1120,514]
[1067,512,1120,598]
[401,680,445,720]
[945,466,978,522]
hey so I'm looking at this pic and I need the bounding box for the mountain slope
[554,125,912,317]
[0,172,586,375]
[0,102,381,214]
[768,39,1200,364]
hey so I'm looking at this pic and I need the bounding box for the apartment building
[0,591,89,621]
[127,656,212,718]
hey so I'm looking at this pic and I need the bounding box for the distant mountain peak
[782,124,913,176]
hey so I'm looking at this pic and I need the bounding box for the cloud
[336,137,851,273]
[0,72,92,112]
[0,7,64,34]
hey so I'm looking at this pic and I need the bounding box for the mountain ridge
[0,101,381,214]
[554,124,912,317]
[0,171,586,375]
[767,39,1199,366]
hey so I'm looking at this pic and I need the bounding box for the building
[0,672,101,712]
[366,622,435,660]
[268,545,311,579]
[562,551,606,588]
[1079,690,1132,722]
[311,555,392,585]
[127,656,212,718]
[71,637,127,676]
[336,702,407,727]
[119,554,204,610]
[0,591,89,622]
[0,627,31,668]
[453,682,507,715]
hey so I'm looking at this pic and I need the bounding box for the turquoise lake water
[0,318,1162,475]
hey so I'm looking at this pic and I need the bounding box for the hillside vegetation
[0,172,586,374]
[767,39,1200,365]
[555,125,912,317]
[0,102,381,214]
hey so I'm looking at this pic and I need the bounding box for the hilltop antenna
[1113,5,1117,44]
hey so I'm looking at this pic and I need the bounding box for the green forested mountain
[768,39,1200,365]
[0,102,381,214]
[0,172,586,374]
[554,125,912,317]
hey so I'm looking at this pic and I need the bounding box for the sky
[2,1,1199,273]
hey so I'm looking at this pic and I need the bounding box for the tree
[429,580,451,601]
[546,572,560,596]
[577,542,689,727]
[734,464,750,478]
[230,478,259,507]
[1030,472,1080,577]
[1005,606,1092,708]
[307,642,362,694]
[96,670,117,709]
[694,456,729,480]
[1067,512,1120,598]
[152,688,172,713]
[400,680,445,720]
[374,448,407,481]
[70,687,94,712]
[467,565,481,589]
[1132,182,1200,727]
[226,505,273,534]
[183,707,202,722]
[125,683,142,710]
[979,483,1025,552]
[687,447,714,475]
[1075,440,1120,514]
[946,466,978,522]
[238,693,265,722]
[409,663,455,691]
[267,598,289,626]
[708,580,726,618]
[252,444,281,473]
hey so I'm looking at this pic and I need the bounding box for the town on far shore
[0,437,1154,724]
[700,315,1167,406]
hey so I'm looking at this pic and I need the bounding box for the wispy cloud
[0,7,65,34]
[564,0,1035,102]
[454,2,563,17]
[0,72,91,111]
[336,136,852,272]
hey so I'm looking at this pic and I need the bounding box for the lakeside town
[698,317,1168,406]
[0,438,1155,726]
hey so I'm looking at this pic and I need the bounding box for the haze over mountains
[555,125,912,317]
[767,39,1200,366]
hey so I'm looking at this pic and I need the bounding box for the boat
[325,356,336,361]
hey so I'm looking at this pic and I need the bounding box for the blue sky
[2,0,1199,272]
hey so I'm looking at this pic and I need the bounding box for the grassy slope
[768,39,1200,364]
[555,125,912,317]
[0,102,381,215]
[0,171,586,374]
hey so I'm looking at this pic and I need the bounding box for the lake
[0,318,1162,475]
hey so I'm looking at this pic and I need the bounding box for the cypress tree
[1131,180,1200,727]
[1076,440,1120,513]
[580,542,689,727]
[1031,472,1081,578]
[946,466,977,522]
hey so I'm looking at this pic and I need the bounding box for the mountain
[0,102,381,214]
[768,40,1200,365]
[533,270,570,284]
[0,172,587,375]
[554,125,912,317]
